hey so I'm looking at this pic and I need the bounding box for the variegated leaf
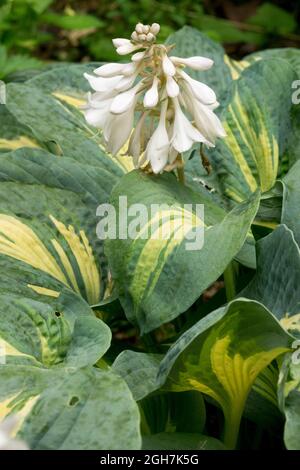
[0,147,120,304]
[0,288,141,449]
[106,170,259,333]
[207,59,296,203]
[158,299,292,449]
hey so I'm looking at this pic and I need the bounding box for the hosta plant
[0,23,299,450]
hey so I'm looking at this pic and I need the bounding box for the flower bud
[112,38,130,48]
[135,23,143,34]
[116,43,142,55]
[146,32,155,42]
[150,23,160,35]
[131,51,146,62]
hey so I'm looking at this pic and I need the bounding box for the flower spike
[83,22,226,173]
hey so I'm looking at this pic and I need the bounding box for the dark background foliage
[0,0,299,79]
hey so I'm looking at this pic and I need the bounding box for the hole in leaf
[54,311,61,318]
[68,396,79,407]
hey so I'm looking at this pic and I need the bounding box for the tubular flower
[83,22,226,174]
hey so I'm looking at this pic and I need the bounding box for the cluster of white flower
[83,22,226,174]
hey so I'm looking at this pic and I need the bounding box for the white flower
[94,62,135,77]
[166,75,179,98]
[162,54,176,76]
[112,38,131,48]
[0,416,29,450]
[172,97,208,152]
[84,73,122,92]
[183,89,226,144]
[146,101,169,173]
[131,51,146,62]
[105,105,136,155]
[170,56,213,71]
[122,63,137,76]
[83,92,114,128]
[83,21,225,174]
[117,43,143,55]
[110,81,143,114]
[179,70,216,104]
[114,71,139,92]
[144,77,159,108]
[112,38,143,55]
[84,102,111,128]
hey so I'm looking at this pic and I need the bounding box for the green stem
[223,261,236,302]
[177,154,185,185]
[223,408,243,450]
[200,144,211,174]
